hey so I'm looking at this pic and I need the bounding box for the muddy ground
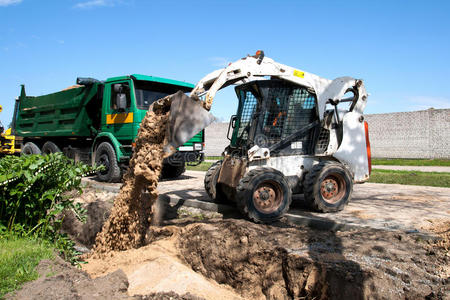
[8,187,449,300]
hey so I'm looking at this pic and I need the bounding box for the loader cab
[230,80,319,156]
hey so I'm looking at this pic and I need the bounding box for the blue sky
[1,0,449,126]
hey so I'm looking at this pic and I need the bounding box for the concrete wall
[365,108,449,159]
[204,108,450,159]
[204,122,230,157]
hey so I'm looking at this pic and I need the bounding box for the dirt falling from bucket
[92,97,173,256]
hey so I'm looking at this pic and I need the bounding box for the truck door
[102,81,134,142]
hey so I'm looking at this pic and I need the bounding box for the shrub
[0,153,98,263]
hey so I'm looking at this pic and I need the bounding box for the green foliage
[0,153,99,266]
[0,233,54,298]
[0,153,95,234]
[368,169,450,187]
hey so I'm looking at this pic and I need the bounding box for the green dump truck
[12,74,204,182]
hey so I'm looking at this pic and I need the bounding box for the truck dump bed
[15,84,99,137]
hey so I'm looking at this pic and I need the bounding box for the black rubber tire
[204,160,227,203]
[41,141,61,154]
[236,167,292,223]
[21,142,41,155]
[94,142,121,183]
[303,161,353,212]
[161,163,186,179]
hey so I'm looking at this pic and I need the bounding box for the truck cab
[94,74,204,181]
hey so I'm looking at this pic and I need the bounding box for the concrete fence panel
[204,109,450,159]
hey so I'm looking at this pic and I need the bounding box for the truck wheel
[204,160,227,203]
[94,142,121,183]
[21,142,41,155]
[303,161,353,212]
[161,163,186,179]
[236,167,292,223]
[42,141,61,154]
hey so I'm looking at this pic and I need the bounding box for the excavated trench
[178,220,448,300]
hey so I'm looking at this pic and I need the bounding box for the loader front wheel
[303,161,353,212]
[22,142,41,155]
[95,142,121,183]
[204,160,227,203]
[236,167,292,223]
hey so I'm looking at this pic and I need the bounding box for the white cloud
[408,96,450,110]
[208,57,230,68]
[73,0,124,9]
[0,0,22,7]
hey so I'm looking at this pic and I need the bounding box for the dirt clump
[422,219,450,254]
[92,97,172,255]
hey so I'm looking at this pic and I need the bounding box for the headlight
[194,143,202,150]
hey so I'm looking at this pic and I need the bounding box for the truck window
[134,80,191,110]
[111,83,131,110]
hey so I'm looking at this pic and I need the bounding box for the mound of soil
[7,256,130,299]
[178,219,449,300]
[7,256,207,300]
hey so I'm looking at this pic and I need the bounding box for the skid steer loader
[163,51,371,223]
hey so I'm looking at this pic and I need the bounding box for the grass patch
[186,162,213,171]
[368,169,450,187]
[372,158,450,166]
[0,235,55,298]
[205,156,222,161]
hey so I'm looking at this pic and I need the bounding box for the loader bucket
[163,91,215,155]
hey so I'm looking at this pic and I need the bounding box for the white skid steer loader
[164,51,371,223]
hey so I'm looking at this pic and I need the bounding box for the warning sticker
[293,70,305,78]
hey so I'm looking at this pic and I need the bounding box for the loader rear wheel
[42,141,61,154]
[204,160,227,203]
[22,142,41,155]
[95,142,121,183]
[303,161,353,212]
[236,167,292,223]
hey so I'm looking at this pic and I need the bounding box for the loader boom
[191,51,368,120]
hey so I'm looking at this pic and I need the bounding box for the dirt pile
[7,256,207,300]
[83,225,243,299]
[92,97,172,255]
[7,256,130,299]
